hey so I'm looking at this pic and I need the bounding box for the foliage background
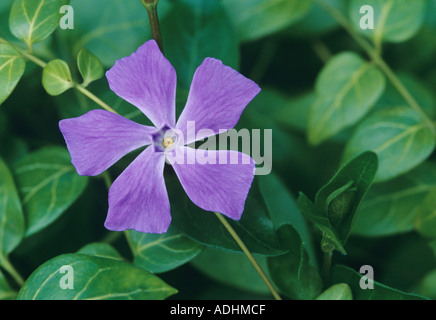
[1,0,436,300]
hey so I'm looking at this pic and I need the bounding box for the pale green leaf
[42,59,73,96]
[0,42,26,106]
[77,243,123,261]
[316,283,353,300]
[77,48,104,87]
[308,52,385,145]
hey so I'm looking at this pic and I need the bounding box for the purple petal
[59,109,155,176]
[176,58,261,145]
[105,147,171,234]
[106,40,176,128]
[171,147,255,220]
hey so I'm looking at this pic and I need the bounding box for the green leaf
[316,283,353,300]
[415,189,436,238]
[331,265,427,300]
[267,225,322,300]
[77,243,123,261]
[77,48,104,87]
[349,0,426,43]
[343,107,436,182]
[9,0,69,49]
[0,270,16,300]
[275,91,314,133]
[191,247,271,295]
[17,254,177,300]
[169,176,284,256]
[308,52,385,145]
[0,42,26,106]
[415,269,436,300]
[0,157,25,263]
[161,0,239,91]
[222,0,311,42]
[13,146,88,237]
[353,162,436,237]
[126,227,204,274]
[42,59,73,96]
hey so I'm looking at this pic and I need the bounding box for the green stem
[141,0,164,54]
[0,255,24,287]
[75,84,119,114]
[214,212,282,300]
[322,251,332,285]
[314,0,436,135]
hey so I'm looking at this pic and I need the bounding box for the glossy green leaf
[77,48,104,87]
[222,0,311,41]
[9,0,69,48]
[13,146,88,236]
[308,52,385,145]
[77,243,123,261]
[267,225,322,300]
[316,283,353,300]
[126,227,204,274]
[344,107,436,182]
[0,270,16,300]
[331,265,427,300]
[191,247,271,295]
[415,189,436,238]
[169,176,284,256]
[353,162,436,237]
[0,42,26,106]
[42,59,73,96]
[161,0,239,91]
[17,254,178,300]
[349,0,426,43]
[0,157,24,267]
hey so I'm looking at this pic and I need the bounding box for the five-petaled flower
[59,40,261,234]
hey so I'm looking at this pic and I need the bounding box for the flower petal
[105,147,171,234]
[171,147,255,220]
[59,109,155,176]
[106,40,176,128]
[176,58,261,145]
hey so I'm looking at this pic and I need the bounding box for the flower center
[152,125,178,153]
[162,136,175,149]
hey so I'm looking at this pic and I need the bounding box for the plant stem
[322,251,332,285]
[75,84,119,114]
[214,212,282,300]
[141,0,164,54]
[314,0,436,135]
[0,255,24,287]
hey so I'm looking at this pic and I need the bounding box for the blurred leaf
[161,0,239,91]
[66,0,171,67]
[0,42,26,106]
[344,107,436,182]
[222,0,311,42]
[77,243,123,261]
[191,247,271,295]
[77,48,104,87]
[267,225,322,300]
[0,270,16,300]
[349,0,426,43]
[315,283,353,300]
[169,176,284,256]
[308,52,385,145]
[415,269,436,300]
[415,189,436,238]
[0,157,24,265]
[331,265,427,300]
[42,59,73,96]
[17,254,177,300]
[275,91,314,133]
[9,0,69,48]
[353,162,436,237]
[126,227,204,274]
[13,146,88,237]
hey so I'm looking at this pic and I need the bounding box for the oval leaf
[42,59,73,96]
[13,146,88,236]
[126,227,204,274]
[77,48,104,87]
[9,0,69,48]
[343,107,436,182]
[17,254,177,300]
[316,283,353,300]
[350,0,426,43]
[308,52,385,145]
[0,42,26,106]
[77,243,123,261]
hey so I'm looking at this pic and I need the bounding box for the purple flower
[59,40,261,234]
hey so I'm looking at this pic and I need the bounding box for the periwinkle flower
[59,40,261,234]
